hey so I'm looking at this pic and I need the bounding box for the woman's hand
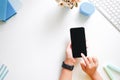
[64,42,76,66]
[80,53,102,80]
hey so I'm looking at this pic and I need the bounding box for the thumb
[72,58,76,63]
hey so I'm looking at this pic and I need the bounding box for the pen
[104,67,115,80]
[0,70,9,80]
[107,64,120,74]
[0,64,9,80]
[0,65,7,78]
[0,65,4,72]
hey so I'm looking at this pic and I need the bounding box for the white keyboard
[88,0,120,32]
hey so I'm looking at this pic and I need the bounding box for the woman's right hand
[80,53,103,80]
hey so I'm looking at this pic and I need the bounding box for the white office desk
[0,0,120,80]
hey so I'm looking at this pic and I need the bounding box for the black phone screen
[70,27,87,58]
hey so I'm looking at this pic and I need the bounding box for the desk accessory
[9,0,22,11]
[107,64,120,74]
[0,0,8,20]
[88,0,120,32]
[0,0,16,22]
[4,0,16,21]
[56,0,80,9]
[104,66,115,80]
[0,64,9,80]
[79,2,95,16]
[104,64,120,80]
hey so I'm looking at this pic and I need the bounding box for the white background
[0,0,120,80]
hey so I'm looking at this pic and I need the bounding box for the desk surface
[0,0,120,80]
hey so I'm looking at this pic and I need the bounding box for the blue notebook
[0,0,16,21]
[0,0,8,20]
[3,0,16,21]
[9,0,22,11]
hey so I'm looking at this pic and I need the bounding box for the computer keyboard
[88,0,120,32]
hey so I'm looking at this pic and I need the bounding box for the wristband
[62,61,74,71]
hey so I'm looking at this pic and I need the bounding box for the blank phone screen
[70,27,87,58]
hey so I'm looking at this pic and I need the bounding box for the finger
[92,57,98,66]
[67,41,72,50]
[92,57,98,63]
[87,57,93,63]
[71,0,75,2]
[66,42,73,58]
[76,0,80,2]
[80,61,86,71]
[81,53,89,66]
[66,42,72,53]
[70,42,72,49]
[67,42,71,49]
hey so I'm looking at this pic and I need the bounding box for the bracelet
[62,61,74,71]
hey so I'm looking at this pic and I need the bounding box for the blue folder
[4,0,16,21]
[0,0,8,20]
[0,0,16,21]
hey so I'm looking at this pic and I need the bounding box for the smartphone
[70,27,87,58]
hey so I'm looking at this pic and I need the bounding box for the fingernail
[81,53,83,56]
